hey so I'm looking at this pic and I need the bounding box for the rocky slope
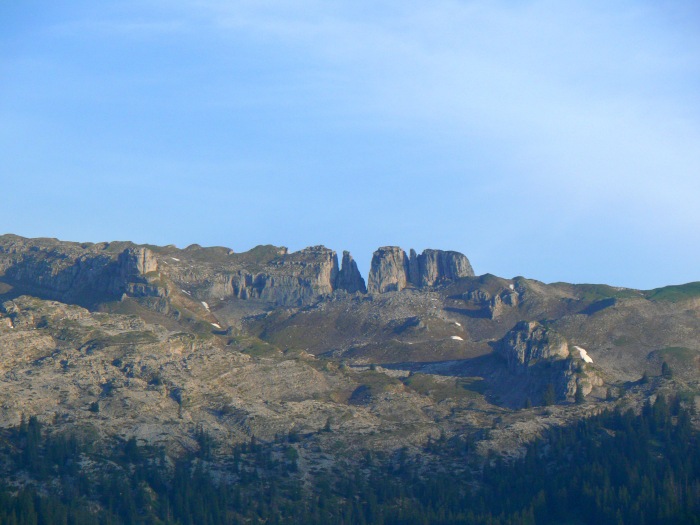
[0,234,697,465]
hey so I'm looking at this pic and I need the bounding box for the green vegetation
[656,346,698,363]
[241,338,283,358]
[403,374,486,402]
[232,244,286,267]
[543,383,556,406]
[348,368,402,402]
[646,281,700,303]
[572,283,640,302]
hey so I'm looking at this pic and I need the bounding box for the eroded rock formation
[0,235,373,308]
[368,246,474,293]
[497,320,603,402]
[337,251,367,294]
[497,321,570,372]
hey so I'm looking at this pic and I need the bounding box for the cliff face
[0,236,476,306]
[218,246,340,305]
[367,247,409,294]
[0,235,369,308]
[337,251,367,294]
[0,236,164,303]
[497,321,570,372]
[497,321,602,401]
[410,249,474,287]
[368,247,474,293]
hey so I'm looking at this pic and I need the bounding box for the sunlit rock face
[368,247,474,293]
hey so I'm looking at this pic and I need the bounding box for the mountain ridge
[0,233,696,463]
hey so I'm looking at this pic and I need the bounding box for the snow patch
[454,322,461,327]
[574,346,593,363]
[451,336,464,341]
[211,323,221,329]
[201,301,210,311]
[171,257,180,261]
[181,290,191,296]
[509,284,515,290]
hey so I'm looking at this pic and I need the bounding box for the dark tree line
[0,395,697,524]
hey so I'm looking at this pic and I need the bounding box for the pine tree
[661,361,673,379]
[543,384,556,406]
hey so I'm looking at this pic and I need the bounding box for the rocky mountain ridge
[0,235,475,308]
[0,233,697,466]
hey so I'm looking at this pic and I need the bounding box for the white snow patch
[201,301,210,311]
[171,257,180,261]
[509,284,515,290]
[211,323,221,329]
[181,290,191,296]
[454,322,461,327]
[451,336,464,341]
[574,346,593,363]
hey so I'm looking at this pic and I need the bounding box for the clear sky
[1,1,699,289]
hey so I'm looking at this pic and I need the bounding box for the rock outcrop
[0,236,372,308]
[463,287,519,318]
[117,247,166,298]
[0,235,165,303]
[497,321,570,372]
[199,247,369,305]
[497,321,603,402]
[336,251,366,294]
[198,246,340,305]
[368,247,474,293]
[408,249,474,287]
[367,247,409,293]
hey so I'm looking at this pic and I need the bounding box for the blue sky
[1,1,699,289]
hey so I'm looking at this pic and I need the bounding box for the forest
[0,395,698,525]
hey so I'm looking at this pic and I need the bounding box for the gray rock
[497,320,603,402]
[119,247,158,277]
[337,251,367,294]
[203,246,340,306]
[368,246,474,293]
[367,247,409,293]
[497,321,570,373]
[412,249,474,287]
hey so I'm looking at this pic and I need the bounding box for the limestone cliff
[0,235,164,303]
[337,251,366,294]
[367,247,409,293]
[408,249,474,287]
[368,247,474,293]
[0,236,370,308]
